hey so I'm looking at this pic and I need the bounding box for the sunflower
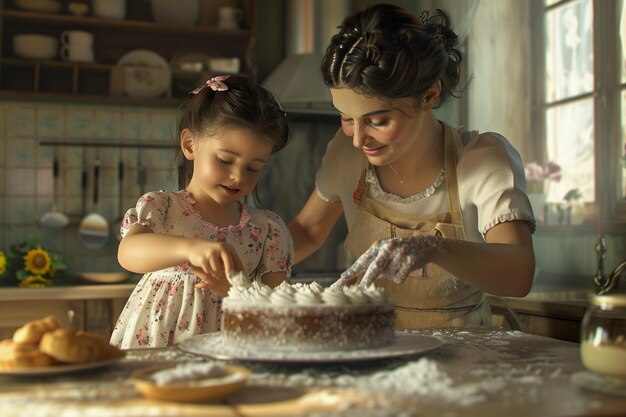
[0,251,6,275]
[18,275,53,288]
[23,247,51,275]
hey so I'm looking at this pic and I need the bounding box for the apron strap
[443,125,465,237]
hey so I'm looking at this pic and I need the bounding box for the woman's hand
[333,236,443,288]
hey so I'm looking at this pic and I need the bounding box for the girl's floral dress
[110,189,293,349]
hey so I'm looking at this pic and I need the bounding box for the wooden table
[0,328,624,417]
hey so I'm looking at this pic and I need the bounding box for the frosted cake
[221,281,396,351]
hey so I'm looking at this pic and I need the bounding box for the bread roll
[39,328,122,363]
[13,315,61,344]
[0,339,58,369]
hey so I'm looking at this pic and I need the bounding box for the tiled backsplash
[0,101,179,274]
[0,102,346,277]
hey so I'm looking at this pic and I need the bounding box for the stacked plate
[117,49,171,99]
[13,34,58,59]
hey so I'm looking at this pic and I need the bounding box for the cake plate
[178,332,443,364]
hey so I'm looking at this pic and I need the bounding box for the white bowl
[208,57,240,74]
[15,0,62,13]
[13,34,58,59]
[133,364,249,403]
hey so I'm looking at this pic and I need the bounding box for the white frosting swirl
[307,281,325,294]
[364,285,389,304]
[225,281,390,307]
[343,286,370,305]
[276,281,296,294]
[226,286,247,302]
[269,287,296,305]
[295,289,323,305]
[251,280,272,297]
[321,287,351,305]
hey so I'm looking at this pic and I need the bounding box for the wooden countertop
[0,328,624,417]
[0,284,136,301]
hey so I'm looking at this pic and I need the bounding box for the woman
[287,4,535,329]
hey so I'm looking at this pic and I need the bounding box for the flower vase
[528,193,547,225]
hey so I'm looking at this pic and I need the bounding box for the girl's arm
[288,192,344,263]
[118,224,243,278]
[260,271,287,288]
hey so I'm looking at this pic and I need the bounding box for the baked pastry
[39,328,123,363]
[0,339,58,369]
[221,281,396,351]
[12,315,61,344]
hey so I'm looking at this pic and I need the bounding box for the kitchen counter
[0,284,136,301]
[0,328,624,417]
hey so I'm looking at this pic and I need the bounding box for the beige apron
[344,123,491,329]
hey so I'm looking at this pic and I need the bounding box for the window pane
[546,99,594,203]
[545,0,561,6]
[545,0,594,103]
[622,0,626,83]
[622,90,626,199]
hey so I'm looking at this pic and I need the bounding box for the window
[539,0,625,228]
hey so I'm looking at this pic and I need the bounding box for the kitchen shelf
[0,1,256,106]
[2,9,254,37]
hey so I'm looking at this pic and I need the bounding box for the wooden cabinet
[0,0,256,106]
[489,295,585,342]
[0,285,134,340]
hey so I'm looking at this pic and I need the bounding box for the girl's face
[183,125,273,205]
[330,88,429,166]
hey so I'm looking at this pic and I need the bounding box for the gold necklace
[388,163,405,184]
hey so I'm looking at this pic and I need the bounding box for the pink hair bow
[190,75,230,94]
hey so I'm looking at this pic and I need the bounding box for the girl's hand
[192,267,232,297]
[187,241,243,296]
[332,236,443,288]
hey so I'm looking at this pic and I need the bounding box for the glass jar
[580,294,626,377]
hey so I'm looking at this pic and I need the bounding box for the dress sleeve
[255,211,294,278]
[315,128,362,203]
[457,132,536,237]
[120,191,168,237]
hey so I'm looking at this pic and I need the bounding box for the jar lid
[588,293,626,307]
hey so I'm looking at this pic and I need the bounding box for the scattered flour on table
[254,358,519,407]
[251,329,571,409]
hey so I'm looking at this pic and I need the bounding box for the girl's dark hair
[321,4,462,108]
[176,75,289,189]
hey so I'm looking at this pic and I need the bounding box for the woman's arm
[432,220,535,296]
[336,220,535,297]
[288,192,344,263]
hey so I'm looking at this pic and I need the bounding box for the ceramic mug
[60,30,94,62]
[217,6,243,29]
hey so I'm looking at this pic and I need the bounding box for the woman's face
[330,88,429,166]
[183,125,273,205]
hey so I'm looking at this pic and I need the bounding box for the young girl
[111,75,292,349]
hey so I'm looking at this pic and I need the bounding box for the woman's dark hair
[176,75,289,189]
[321,4,463,108]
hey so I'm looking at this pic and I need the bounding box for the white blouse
[315,125,535,243]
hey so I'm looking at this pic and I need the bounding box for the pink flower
[524,161,561,183]
[543,161,562,182]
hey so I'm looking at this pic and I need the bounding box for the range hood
[263,0,349,115]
